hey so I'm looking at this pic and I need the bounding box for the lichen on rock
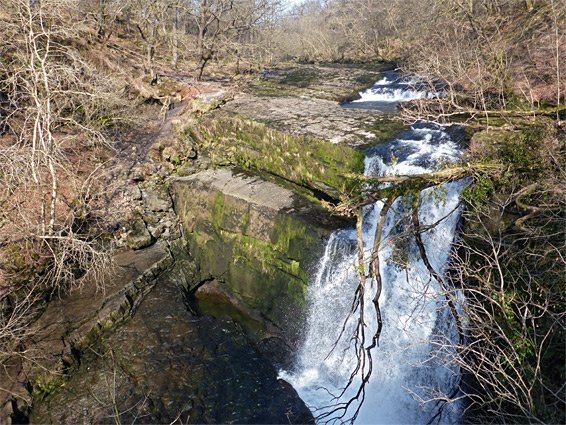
[170,168,342,335]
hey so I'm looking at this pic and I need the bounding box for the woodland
[0,0,564,423]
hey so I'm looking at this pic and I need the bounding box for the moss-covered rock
[218,62,405,150]
[221,93,404,148]
[170,168,341,333]
[125,217,153,249]
[246,62,394,102]
[189,112,366,199]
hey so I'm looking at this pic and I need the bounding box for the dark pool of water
[30,278,312,424]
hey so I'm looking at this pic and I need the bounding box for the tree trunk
[234,50,240,75]
[194,26,213,81]
[195,55,210,81]
[147,43,156,84]
[171,10,179,70]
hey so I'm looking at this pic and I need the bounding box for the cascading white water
[352,74,435,103]
[281,76,464,424]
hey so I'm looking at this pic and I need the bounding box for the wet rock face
[0,242,173,424]
[30,278,313,424]
[170,168,334,336]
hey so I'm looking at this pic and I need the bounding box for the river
[25,70,467,425]
[281,73,466,424]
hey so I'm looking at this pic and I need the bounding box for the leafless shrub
[420,127,566,423]
[0,0,131,392]
[432,193,566,424]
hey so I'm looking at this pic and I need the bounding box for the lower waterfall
[281,76,465,424]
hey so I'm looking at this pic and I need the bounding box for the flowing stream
[281,75,465,424]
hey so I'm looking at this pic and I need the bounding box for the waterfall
[352,72,436,103]
[281,76,464,424]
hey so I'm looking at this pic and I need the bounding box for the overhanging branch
[338,163,504,216]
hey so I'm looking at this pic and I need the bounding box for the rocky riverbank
[226,63,406,148]
[2,62,401,424]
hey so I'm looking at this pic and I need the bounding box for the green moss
[461,174,495,209]
[180,185,331,327]
[1,242,50,284]
[191,113,366,199]
[212,191,225,231]
[31,365,67,402]
[187,225,308,319]
[367,117,407,145]
[279,69,322,87]
[192,97,218,113]
[469,120,558,183]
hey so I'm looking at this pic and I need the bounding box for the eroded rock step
[170,167,341,339]
[1,242,173,423]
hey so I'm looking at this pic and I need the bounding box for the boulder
[126,217,153,249]
[170,168,339,335]
[141,181,173,212]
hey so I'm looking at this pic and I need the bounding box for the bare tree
[81,0,130,47]
[435,185,566,423]
[130,0,180,83]
[0,0,130,373]
[189,0,275,80]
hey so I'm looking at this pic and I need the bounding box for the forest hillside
[0,0,564,423]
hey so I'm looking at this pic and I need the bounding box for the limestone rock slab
[170,168,335,333]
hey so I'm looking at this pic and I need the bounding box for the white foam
[353,87,432,103]
[352,75,438,104]
[281,107,464,423]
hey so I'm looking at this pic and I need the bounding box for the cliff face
[171,168,337,336]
